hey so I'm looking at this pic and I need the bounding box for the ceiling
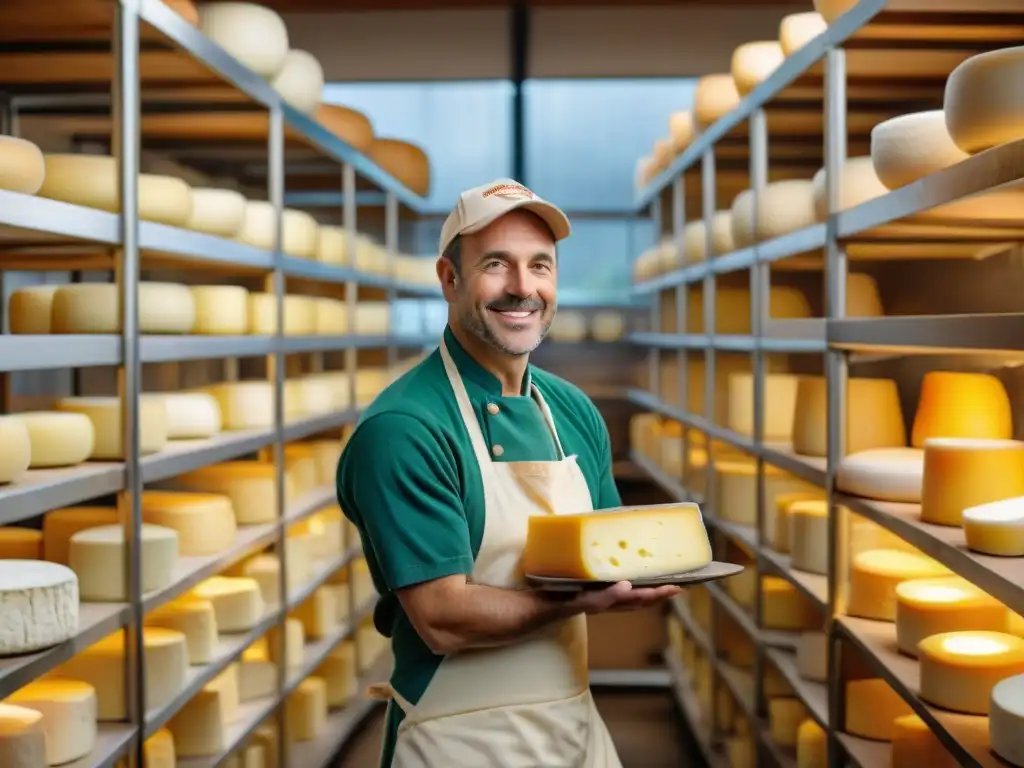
[261,0,789,10]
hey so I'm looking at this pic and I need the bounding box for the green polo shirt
[335,325,621,767]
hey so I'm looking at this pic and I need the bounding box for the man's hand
[566,581,682,614]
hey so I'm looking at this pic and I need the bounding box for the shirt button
[487,403,500,415]
[492,444,504,457]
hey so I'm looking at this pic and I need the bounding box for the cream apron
[374,338,622,768]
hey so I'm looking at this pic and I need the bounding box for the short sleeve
[337,412,474,591]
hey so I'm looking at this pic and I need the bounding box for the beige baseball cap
[438,178,571,255]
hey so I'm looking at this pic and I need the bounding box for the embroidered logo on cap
[482,182,535,201]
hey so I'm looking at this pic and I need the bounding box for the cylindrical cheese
[201,382,274,430]
[891,714,957,768]
[715,458,815,530]
[235,203,319,257]
[190,285,250,335]
[911,371,1012,447]
[918,631,1024,715]
[548,311,587,342]
[943,46,1024,154]
[920,438,1024,527]
[173,461,290,525]
[768,697,807,747]
[14,411,95,468]
[185,188,246,237]
[5,679,97,765]
[0,135,45,194]
[668,110,695,154]
[730,181,817,248]
[140,491,238,556]
[788,500,828,575]
[796,718,826,768]
[55,395,169,459]
[762,576,818,631]
[0,416,32,484]
[870,110,969,190]
[895,576,1007,657]
[51,282,196,334]
[811,156,888,220]
[0,528,43,559]
[726,372,800,442]
[0,561,80,655]
[682,211,734,262]
[796,632,827,682]
[847,549,951,622]
[991,674,1024,767]
[271,49,324,115]
[590,311,625,342]
[0,704,47,767]
[69,523,178,601]
[731,41,784,96]
[248,293,316,335]
[694,74,741,129]
[316,225,349,265]
[8,285,59,334]
[147,392,222,439]
[846,273,884,317]
[196,2,289,78]
[779,12,826,56]
[42,507,118,565]
[146,597,218,665]
[835,447,924,503]
[812,0,856,24]
[316,104,374,153]
[791,376,905,458]
[366,138,431,197]
[962,496,1024,557]
[844,678,912,740]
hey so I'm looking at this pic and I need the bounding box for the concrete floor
[331,690,704,767]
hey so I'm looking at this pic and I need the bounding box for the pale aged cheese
[522,503,711,581]
[682,211,735,262]
[316,641,358,707]
[991,674,1024,766]
[791,376,905,458]
[847,549,951,622]
[771,491,824,553]
[196,2,289,77]
[668,110,695,153]
[291,586,338,640]
[726,372,799,441]
[235,203,319,258]
[911,371,1012,447]
[918,631,1024,714]
[768,697,807,747]
[0,416,31,484]
[186,188,247,237]
[845,678,912,740]
[243,536,312,604]
[835,448,924,503]
[730,181,817,248]
[796,718,826,768]
[694,74,741,129]
[240,642,277,702]
[847,273,884,317]
[141,491,237,556]
[145,596,218,665]
[811,156,888,220]
[731,41,785,96]
[190,285,250,335]
[354,303,391,336]
[6,679,97,765]
[190,577,264,633]
[892,714,957,768]
[870,110,969,190]
[51,282,196,334]
[548,311,587,342]
[779,12,826,56]
[715,458,815,531]
[271,50,325,116]
[56,628,188,719]
[201,381,274,430]
[0,135,45,194]
[788,501,828,575]
[0,560,79,654]
[42,507,119,564]
[315,298,348,335]
[285,677,327,742]
[0,528,43,560]
[147,392,223,439]
[55,395,169,459]
[143,729,176,768]
[205,663,241,724]
[69,523,178,601]
[14,411,95,468]
[762,576,818,630]
[7,285,59,334]
[316,225,348,265]
[591,311,626,342]
[167,687,227,757]
[263,619,304,670]
[0,704,47,767]
[895,576,1007,657]
[963,496,1024,556]
[920,438,1024,527]
[796,632,827,682]
[173,461,289,525]
[943,46,1024,153]
[291,510,344,560]
[248,293,316,335]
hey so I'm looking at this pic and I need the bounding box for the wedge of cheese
[523,503,712,581]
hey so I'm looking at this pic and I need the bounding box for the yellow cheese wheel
[0,416,31,484]
[55,395,169,459]
[694,74,741,129]
[847,549,951,622]
[791,376,905,458]
[962,496,1024,556]
[796,718,826,768]
[788,500,828,575]
[726,372,800,442]
[762,576,818,631]
[14,411,95,468]
[731,41,785,96]
[8,284,59,334]
[185,188,246,237]
[315,104,374,153]
[772,492,824,553]
[846,273,884,317]
[895,576,1007,657]
[367,138,430,197]
[768,697,807,747]
[870,111,969,190]
[0,135,45,194]
[943,46,1024,153]
[682,211,734,262]
[51,282,196,334]
[730,181,817,247]
[811,156,888,221]
[668,110,695,154]
[0,528,43,559]
[918,631,1024,715]
[911,371,1012,447]
[779,12,827,56]
[715,458,815,530]
[190,285,249,335]
[845,678,912,740]
[920,438,1024,527]
[891,714,957,768]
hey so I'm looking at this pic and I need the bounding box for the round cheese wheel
[694,74,741,129]
[847,273,883,317]
[835,448,924,503]
[166,0,198,25]
[16,411,96,468]
[190,285,249,335]
[590,311,625,342]
[196,3,289,78]
[779,12,827,56]
[811,156,888,221]
[731,41,785,96]
[38,154,194,226]
[892,714,958,768]
[792,376,906,458]
[845,678,913,740]
[652,138,672,173]
[56,395,169,459]
[315,104,374,152]
[51,282,196,334]
[919,631,1024,715]
[962,496,1024,557]
[271,49,324,115]
[668,110,695,154]
[726,372,800,442]
[185,188,246,237]
[870,111,969,190]
[147,392,222,439]
[911,371,1012,447]
[895,576,1007,657]
[547,312,587,342]
[0,416,31,484]
[730,181,817,248]
[315,226,348,265]
[235,201,319,257]
[5,679,98,765]
[8,284,59,334]
[920,438,1024,527]
[367,138,430,197]
[0,135,45,194]
[847,549,950,622]
[812,0,856,23]
[683,211,734,262]
[991,674,1024,766]
[944,46,1024,154]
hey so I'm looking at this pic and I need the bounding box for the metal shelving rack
[626,1,1024,767]
[0,1,445,766]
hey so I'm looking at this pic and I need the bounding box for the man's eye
[533,263,551,272]
[485,261,504,269]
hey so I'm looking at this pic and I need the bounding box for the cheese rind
[911,371,1012,447]
[795,718,826,767]
[168,687,226,757]
[943,46,1024,153]
[141,491,237,556]
[69,523,178,601]
[6,679,97,765]
[0,703,47,767]
[962,496,1024,556]
[779,12,826,56]
[146,597,218,665]
[190,577,264,633]
[196,2,288,78]
[14,411,95,468]
[0,528,43,560]
[847,549,950,622]
[761,576,818,631]
[796,632,827,682]
[186,188,247,237]
[726,373,799,442]
[991,674,1024,766]
[730,182,817,247]
[522,503,712,581]
[694,74,741,129]
[788,501,828,575]
[811,156,888,220]
[315,641,358,707]
[8,285,59,334]
[835,448,924,503]
[56,395,169,459]
[871,110,969,190]
[791,376,905,458]
[845,678,912,740]
[0,417,31,484]
[0,560,79,654]
[148,392,223,439]
[895,576,1007,657]
[768,697,807,747]
[201,381,275,430]
[0,135,45,194]
[918,631,1024,714]
[286,677,327,742]
[190,285,250,335]
[920,438,1024,527]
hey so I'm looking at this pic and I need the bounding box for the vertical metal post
[648,197,663,400]
[510,0,528,182]
[385,192,399,370]
[823,45,849,768]
[113,4,144,765]
[671,175,690,493]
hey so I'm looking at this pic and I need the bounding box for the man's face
[452,210,557,357]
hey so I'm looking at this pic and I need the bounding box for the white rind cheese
[991,674,1024,766]
[730,181,817,248]
[731,41,785,96]
[870,110,969,190]
[186,188,247,237]
[943,46,1024,154]
[196,2,289,78]
[963,496,1024,557]
[148,392,223,439]
[779,12,826,56]
[0,560,79,655]
[812,156,888,220]
[190,286,250,335]
[271,50,325,116]
[0,704,47,767]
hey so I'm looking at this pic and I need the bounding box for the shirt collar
[443,325,532,397]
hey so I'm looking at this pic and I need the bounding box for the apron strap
[528,383,567,460]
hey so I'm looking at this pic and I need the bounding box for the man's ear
[436,257,458,301]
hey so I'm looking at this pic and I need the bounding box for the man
[336,178,681,768]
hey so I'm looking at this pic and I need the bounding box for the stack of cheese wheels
[844,678,913,740]
[0,416,31,483]
[846,548,950,621]
[197,2,289,77]
[892,714,958,768]
[894,575,1007,657]
[0,134,45,194]
[683,212,735,262]
[367,138,431,197]
[172,461,291,525]
[730,181,817,247]
[731,41,785,96]
[778,12,826,56]
[694,74,741,129]
[920,438,1024,527]
[871,110,969,190]
[37,154,194,226]
[944,45,1024,154]
[316,104,375,153]
[669,110,695,155]
[811,156,888,220]
[918,631,1024,714]
[270,49,325,114]
[963,496,1024,557]
[791,376,905,458]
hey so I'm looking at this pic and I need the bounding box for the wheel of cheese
[797,632,827,682]
[687,285,810,335]
[315,104,374,152]
[185,188,246,237]
[7,284,59,334]
[190,285,249,335]
[315,298,348,335]
[870,111,969,190]
[316,225,349,265]
[846,273,883,316]
[847,549,950,622]
[920,438,1024,527]
[911,371,1012,447]
[37,154,194,226]
[812,0,856,23]
[769,697,807,747]
[248,293,316,335]
[0,135,45,194]
[892,714,958,768]
[548,312,587,342]
[55,395,169,459]
[354,303,391,335]
[668,110,695,154]
[201,381,274,430]
[772,491,824,552]
[726,372,800,442]
[0,417,31,484]
[730,181,817,248]
[0,561,79,654]
[715,458,814,529]
[141,491,237,557]
[895,576,1007,658]
[51,282,196,333]
[991,674,1024,766]
[5,679,98,765]
[146,392,222,439]
[683,211,734,262]
[694,74,741,129]
[651,138,672,175]
[367,138,430,197]
[779,12,827,56]
[271,49,324,115]
[591,311,625,342]
[15,412,95,468]
[791,376,906,458]
[197,3,289,78]
[789,500,829,575]
[962,496,1024,557]
[235,201,319,256]
[282,209,319,258]
[919,631,1024,715]
[811,156,888,221]
[944,46,1024,153]
[731,41,785,97]
[69,523,178,601]
[845,678,913,740]
[835,448,924,503]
